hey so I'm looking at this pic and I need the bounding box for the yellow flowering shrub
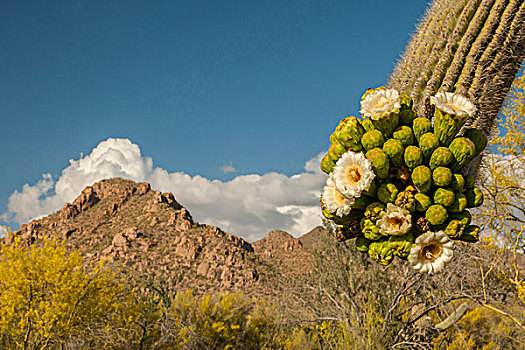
[156,289,280,349]
[0,237,138,348]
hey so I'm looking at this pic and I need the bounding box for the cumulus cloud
[220,162,237,174]
[2,138,327,241]
[0,226,8,238]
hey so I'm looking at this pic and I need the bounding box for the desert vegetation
[2,0,525,348]
[0,82,523,348]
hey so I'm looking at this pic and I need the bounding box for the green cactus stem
[387,0,525,180]
[399,108,416,125]
[464,174,476,189]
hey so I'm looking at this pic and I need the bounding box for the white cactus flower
[360,88,402,118]
[376,203,412,236]
[332,151,375,199]
[408,231,454,274]
[321,174,354,217]
[430,91,476,117]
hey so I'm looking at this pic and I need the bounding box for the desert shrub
[153,289,281,349]
[0,237,139,349]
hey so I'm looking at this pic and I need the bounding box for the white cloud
[0,226,8,238]
[2,138,327,241]
[220,162,237,174]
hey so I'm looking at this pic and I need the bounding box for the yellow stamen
[346,166,363,186]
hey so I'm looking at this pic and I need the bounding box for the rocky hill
[4,178,325,302]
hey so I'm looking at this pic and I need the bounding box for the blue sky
[0,0,429,240]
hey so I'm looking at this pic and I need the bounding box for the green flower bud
[433,188,456,207]
[426,204,448,225]
[388,232,414,259]
[383,138,405,167]
[412,165,432,193]
[448,193,467,213]
[419,132,440,160]
[393,125,414,147]
[449,210,472,228]
[432,167,453,187]
[448,137,476,172]
[360,217,383,241]
[450,173,465,192]
[321,154,335,174]
[414,193,432,212]
[465,187,484,207]
[459,225,480,243]
[365,148,390,179]
[361,130,386,151]
[355,236,371,252]
[368,239,395,266]
[412,117,432,144]
[404,145,424,170]
[463,128,487,156]
[332,116,365,151]
[444,219,463,238]
[429,147,454,170]
[377,183,399,204]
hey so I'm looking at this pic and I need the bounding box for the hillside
[4,178,323,303]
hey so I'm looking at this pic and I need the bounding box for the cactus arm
[411,0,470,106]
[406,0,463,99]
[425,0,482,96]
[388,0,525,177]
[389,1,451,93]
[474,1,525,130]
[440,0,495,93]
[454,0,510,95]
[468,0,522,97]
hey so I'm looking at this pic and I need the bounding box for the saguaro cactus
[388,0,525,176]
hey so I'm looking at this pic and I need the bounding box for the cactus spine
[388,0,525,179]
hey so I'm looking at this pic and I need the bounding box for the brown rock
[60,203,79,220]
[112,232,128,247]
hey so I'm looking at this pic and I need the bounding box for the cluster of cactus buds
[320,87,486,274]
